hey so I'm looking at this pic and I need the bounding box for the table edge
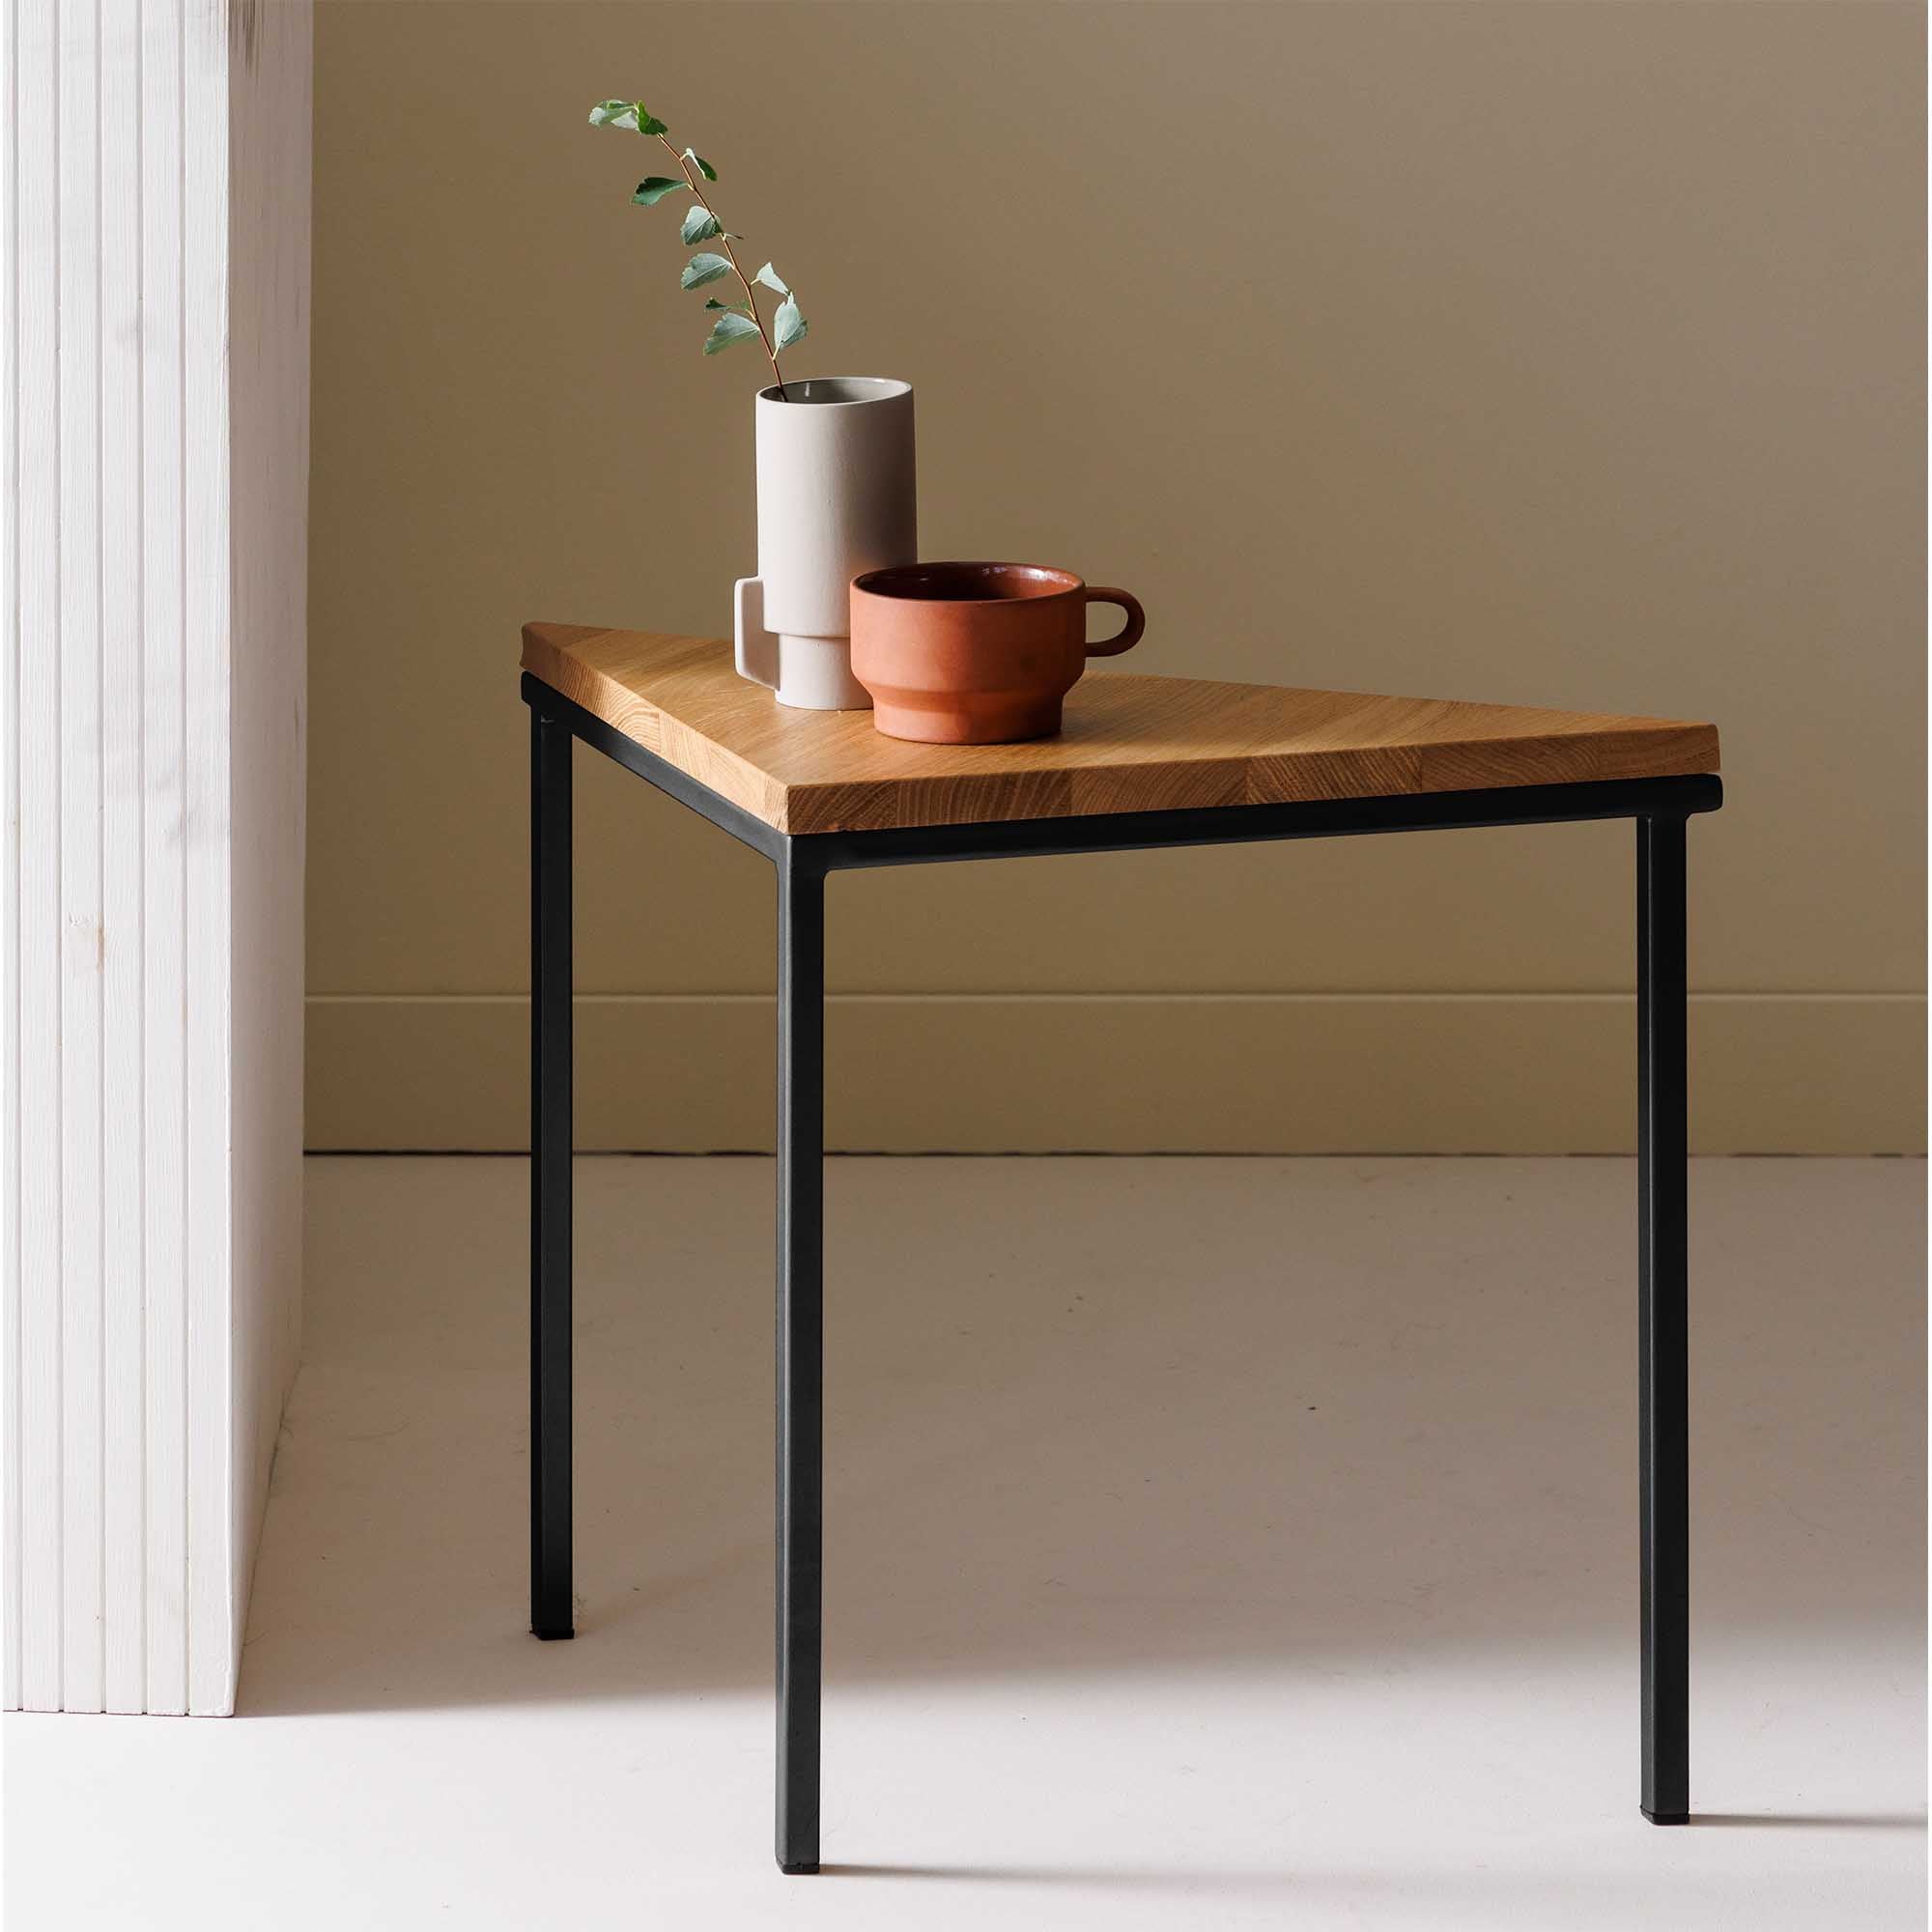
[521,626,1720,838]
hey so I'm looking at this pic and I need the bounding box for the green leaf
[684,149,717,183]
[680,251,732,290]
[752,262,789,296]
[680,206,722,245]
[589,99,668,136]
[704,311,762,355]
[703,298,753,313]
[632,177,687,208]
[773,295,808,353]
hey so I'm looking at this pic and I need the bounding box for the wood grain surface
[522,623,1720,837]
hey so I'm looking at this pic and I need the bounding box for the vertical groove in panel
[16,0,63,1715]
[182,0,231,1715]
[2,0,23,1716]
[58,0,106,1715]
[139,0,185,1717]
[100,0,146,1716]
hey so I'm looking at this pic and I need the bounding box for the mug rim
[852,560,1082,605]
[756,375,911,407]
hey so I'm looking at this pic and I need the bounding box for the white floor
[6,1156,1924,1930]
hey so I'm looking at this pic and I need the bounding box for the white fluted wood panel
[99,0,148,1720]
[181,0,234,1723]
[4,0,309,1717]
[140,0,192,1719]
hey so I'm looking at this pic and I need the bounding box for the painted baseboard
[304,993,1923,1155]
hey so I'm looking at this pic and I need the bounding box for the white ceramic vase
[733,377,917,709]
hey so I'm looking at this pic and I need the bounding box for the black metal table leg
[530,700,575,1640]
[1637,812,1689,1821]
[776,845,826,1874]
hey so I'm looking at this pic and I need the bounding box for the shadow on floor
[818,1814,1932,1886]
[1687,1814,1927,1833]
[241,1157,1925,1725]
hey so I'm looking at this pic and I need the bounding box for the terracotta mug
[848,562,1146,744]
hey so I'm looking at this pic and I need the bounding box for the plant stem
[659,134,789,399]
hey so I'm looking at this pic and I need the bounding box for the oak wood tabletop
[522,622,1719,838]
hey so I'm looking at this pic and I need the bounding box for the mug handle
[734,576,781,690]
[1084,586,1146,659]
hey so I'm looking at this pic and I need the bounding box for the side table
[518,621,1722,1873]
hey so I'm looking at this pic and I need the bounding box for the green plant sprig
[589,98,809,398]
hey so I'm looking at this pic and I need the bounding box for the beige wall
[307,0,1925,1151]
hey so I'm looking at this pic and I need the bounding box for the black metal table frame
[522,669,1722,1874]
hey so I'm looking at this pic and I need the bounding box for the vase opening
[758,376,911,407]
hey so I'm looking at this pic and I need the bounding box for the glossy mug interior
[848,562,1146,744]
